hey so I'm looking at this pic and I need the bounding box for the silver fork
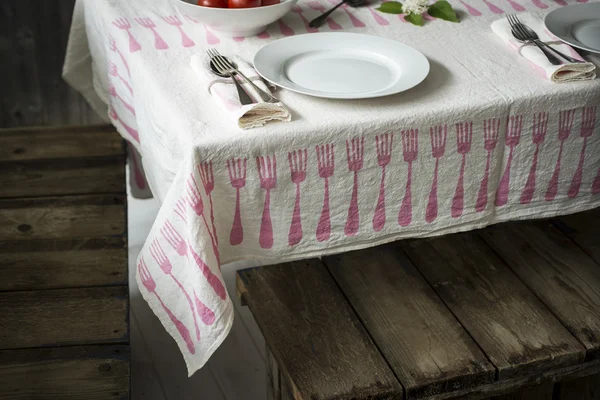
[207,48,279,104]
[206,49,253,105]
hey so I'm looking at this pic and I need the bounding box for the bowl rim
[175,0,295,11]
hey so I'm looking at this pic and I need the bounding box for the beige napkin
[190,54,291,129]
[491,14,596,83]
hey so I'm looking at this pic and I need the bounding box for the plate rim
[253,32,430,100]
[544,3,600,54]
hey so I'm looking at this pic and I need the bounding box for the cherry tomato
[198,0,227,7]
[227,0,261,8]
[261,0,280,5]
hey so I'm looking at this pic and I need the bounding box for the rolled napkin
[191,54,291,129]
[491,14,596,83]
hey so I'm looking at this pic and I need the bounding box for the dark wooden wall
[0,0,102,128]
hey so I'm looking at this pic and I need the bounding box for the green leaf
[427,0,459,22]
[377,1,403,14]
[404,13,424,26]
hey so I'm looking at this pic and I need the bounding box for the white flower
[403,0,429,14]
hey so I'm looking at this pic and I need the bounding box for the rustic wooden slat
[0,286,128,349]
[267,349,281,400]
[490,383,554,400]
[402,233,585,381]
[0,345,129,400]
[324,245,495,399]
[0,157,125,198]
[0,194,126,241]
[480,221,600,361]
[0,125,120,161]
[236,261,403,400]
[0,237,127,291]
[553,208,600,265]
[554,373,600,400]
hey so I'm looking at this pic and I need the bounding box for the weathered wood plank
[490,383,554,400]
[480,221,600,361]
[402,233,585,380]
[267,349,281,400]
[236,261,403,400]
[0,237,127,291]
[554,373,600,400]
[0,286,128,349]
[0,345,129,400]
[0,125,120,161]
[0,194,126,241]
[0,157,125,198]
[553,208,600,265]
[324,245,495,399]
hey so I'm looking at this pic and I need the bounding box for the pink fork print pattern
[520,112,548,204]
[532,0,548,8]
[452,122,472,218]
[257,155,277,249]
[483,0,504,13]
[373,134,393,231]
[569,106,597,198]
[278,19,295,36]
[316,144,335,241]
[288,150,307,246]
[138,257,195,354]
[108,61,133,96]
[194,290,216,325]
[345,137,365,236]
[368,5,389,25]
[227,158,247,246]
[398,129,418,227]
[426,125,447,223]
[189,243,227,300]
[476,119,500,212]
[186,174,220,264]
[327,0,365,27]
[108,84,135,116]
[163,16,195,47]
[109,106,139,143]
[135,18,169,50]
[546,109,575,201]
[460,0,482,16]
[162,220,188,257]
[112,18,141,53]
[506,0,526,10]
[495,115,523,206]
[293,5,319,32]
[593,168,600,194]
[109,35,131,77]
[308,1,343,29]
[174,198,188,224]
[150,239,202,341]
[199,162,218,246]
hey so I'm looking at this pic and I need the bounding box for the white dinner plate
[253,32,430,99]
[545,3,600,54]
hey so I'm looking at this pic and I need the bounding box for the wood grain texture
[0,194,126,241]
[267,349,281,400]
[0,237,127,291]
[401,233,585,380]
[0,286,128,349]
[236,261,403,400]
[0,345,129,400]
[480,221,600,361]
[0,125,121,162]
[324,245,495,399]
[554,373,600,400]
[553,208,600,265]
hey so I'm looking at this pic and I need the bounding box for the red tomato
[227,0,261,8]
[198,0,227,7]
[262,0,280,5]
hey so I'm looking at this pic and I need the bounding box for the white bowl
[173,0,298,37]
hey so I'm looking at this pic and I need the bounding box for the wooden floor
[238,208,600,400]
[0,126,130,399]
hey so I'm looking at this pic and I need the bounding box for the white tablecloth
[64,0,600,375]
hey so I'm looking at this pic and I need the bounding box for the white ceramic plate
[253,32,430,99]
[545,3,600,54]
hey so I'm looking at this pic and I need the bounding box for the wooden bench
[0,125,130,399]
[237,209,600,400]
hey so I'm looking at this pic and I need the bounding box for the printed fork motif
[257,155,277,249]
[521,112,548,204]
[186,174,220,265]
[112,18,141,53]
[592,168,600,194]
[278,19,295,36]
[293,5,319,32]
[460,0,482,16]
[373,133,393,231]
[546,109,575,201]
[194,290,216,325]
[452,122,472,218]
[316,144,335,241]
[476,119,500,212]
[135,18,169,49]
[495,115,523,206]
[150,239,201,341]
[199,161,218,246]
[327,0,365,27]
[308,1,342,29]
[506,0,526,11]
[108,84,135,116]
[174,198,188,224]
[138,257,195,353]
[483,0,504,13]
[162,220,188,257]
[163,16,195,47]
[569,106,597,198]
[426,125,447,223]
[109,35,131,77]
[109,106,139,143]
[108,61,133,95]
[227,158,247,245]
[368,5,389,25]
[345,137,365,236]
[288,150,307,246]
[532,0,548,8]
[398,129,418,226]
